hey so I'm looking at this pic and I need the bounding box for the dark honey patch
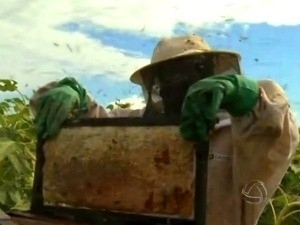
[60,190,68,197]
[144,192,154,212]
[70,156,77,161]
[154,149,170,166]
[173,187,190,212]
[96,189,102,195]
[114,200,121,205]
[85,181,92,189]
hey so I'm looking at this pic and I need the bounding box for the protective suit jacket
[30,79,299,225]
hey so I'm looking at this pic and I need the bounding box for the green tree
[0,79,36,211]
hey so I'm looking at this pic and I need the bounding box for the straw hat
[130,35,242,85]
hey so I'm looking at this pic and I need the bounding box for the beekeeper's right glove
[35,77,89,139]
[180,74,260,141]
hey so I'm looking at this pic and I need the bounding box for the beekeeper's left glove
[35,77,89,139]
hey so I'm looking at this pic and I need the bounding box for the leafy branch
[0,79,36,211]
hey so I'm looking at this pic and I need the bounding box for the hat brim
[130,50,241,85]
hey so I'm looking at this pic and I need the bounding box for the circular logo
[241,180,267,204]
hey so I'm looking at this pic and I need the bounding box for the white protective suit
[29,35,299,225]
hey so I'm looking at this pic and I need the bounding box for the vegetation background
[0,79,299,225]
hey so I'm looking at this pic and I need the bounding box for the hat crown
[130,34,242,85]
[151,35,212,64]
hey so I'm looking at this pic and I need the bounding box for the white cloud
[0,0,299,94]
[47,0,300,35]
[0,19,149,92]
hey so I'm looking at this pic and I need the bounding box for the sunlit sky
[1,0,299,121]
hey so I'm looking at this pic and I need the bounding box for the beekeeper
[30,35,299,225]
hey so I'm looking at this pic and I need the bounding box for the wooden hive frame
[30,116,209,225]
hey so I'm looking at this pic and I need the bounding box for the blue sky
[1,1,299,121]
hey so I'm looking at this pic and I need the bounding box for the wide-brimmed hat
[130,35,242,85]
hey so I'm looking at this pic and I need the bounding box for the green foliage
[0,79,36,211]
[0,79,18,92]
[258,144,300,225]
[0,79,300,225]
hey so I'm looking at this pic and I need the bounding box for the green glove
[35,77,89,139]
[180,74,260,141]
